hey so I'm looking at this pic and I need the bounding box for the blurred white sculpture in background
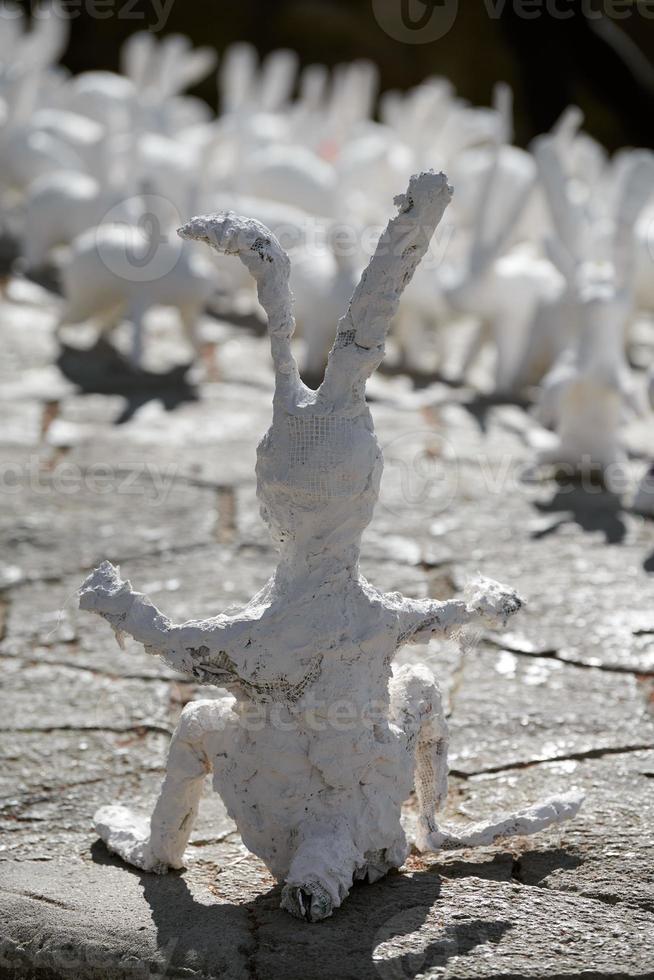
[633,370,654,515]
[0,1,73,204]
[79,174,581,922]
[2,16,653,494]
[532,133,654,483]
[57,201,217,366]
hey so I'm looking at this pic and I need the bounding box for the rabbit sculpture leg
[90,633,457,921]
[94,697,237,873]
[80,173,581,922]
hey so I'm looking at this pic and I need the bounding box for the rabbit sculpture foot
[81,174,581,921]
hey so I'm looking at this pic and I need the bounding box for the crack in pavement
[0,723,174,736]
[483,636,654,678]
[0,768,167,810]
[450,743,654,780]
[0,652,190,684]
[2,889,73,910]
[0,540,219,594]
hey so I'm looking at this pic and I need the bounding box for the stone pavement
[1,279,654,979]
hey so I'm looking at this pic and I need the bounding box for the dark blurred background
[16,0,654,150]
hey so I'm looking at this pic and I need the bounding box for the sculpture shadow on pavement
[89,840,586,979]
[56,337,198,424]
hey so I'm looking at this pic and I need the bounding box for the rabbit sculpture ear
[178,173,452,407]
[347,60,379,124]
[320,170,453,406]
[219,42,258,114]
[327,60,378,130]
[155,34,217,98]
[120,32,156,90]
[18,0,68,74]
[257,49,299,112]
[0,6,23,63]
[297,63,329,113]
[610,150,654,287]
[467,137,535,281]
[532,133,586,282]
[178,212,301,396]
[550,104,584,150]
[492,81,514,146]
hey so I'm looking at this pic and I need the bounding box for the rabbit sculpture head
[179,171,452,577]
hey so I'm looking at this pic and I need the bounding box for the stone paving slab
[3,855,654,980]
[450,750,654,915]
[0,475,218,581]
[448,646,654,775]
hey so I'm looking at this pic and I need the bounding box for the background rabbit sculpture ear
[122,32,217,103]
[532,133,586,284]
[257,49,299,113]
[154,34,217,100]
[15,0,68,77]
[492,80,514,146]
[120,31,157,91]
[550,104,584,149]
[297,63,329,114]
[219,42,259,114]
[465,121,535,281]
[610,150,654,288]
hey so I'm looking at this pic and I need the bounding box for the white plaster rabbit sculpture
[434,95,596,394]
[362,84,516,374]
[533,136,654,479]
[79,172,582,922]
[65,32,215,137]
[57,210,216,367]
[443,143,558,394]
[119,30,216,135]
[22,128,139,270]
[218,43,299,118]
[207,43,299,175]
[0,0,137,196]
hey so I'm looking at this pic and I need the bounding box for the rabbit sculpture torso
[80,173,581,921]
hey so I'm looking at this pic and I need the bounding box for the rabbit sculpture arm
[79,561,251,688]
[394,575,523,646]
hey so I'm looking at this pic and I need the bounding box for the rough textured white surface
[79,173,581,921]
